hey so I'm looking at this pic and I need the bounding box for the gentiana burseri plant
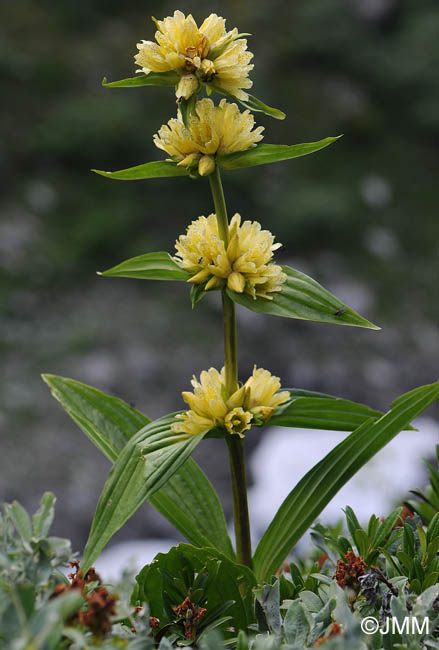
[43,10,439,586]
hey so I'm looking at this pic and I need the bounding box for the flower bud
[227,271,246,293]
[198,154,215,176]
[177,152,201,168]
[176,73,199,101]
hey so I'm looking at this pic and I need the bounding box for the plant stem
[208,165,252,568]
[226,436,253,568]
[209,165,229,246]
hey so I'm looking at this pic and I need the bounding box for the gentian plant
[43,11,438,591]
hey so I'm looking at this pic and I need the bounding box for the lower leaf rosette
[174,213,286,299]
[171,366,290,437]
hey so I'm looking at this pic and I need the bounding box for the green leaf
[99,252,190,282]
[151,461,234,559]
[43,374,233,559]
[210,84,285,120]
[32,492,55,539]
[82,413,208,572]
[42,373,148,462]
[240,93,286,120]
[270,394,383,431]
[228,265,379,329]
[136,544,256,632]
[92,160,189,181]
[102,70,180,87]
[217,137,341,170]
[253,382,439,582]
[190,283,207,308]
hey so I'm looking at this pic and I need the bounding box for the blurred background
[1,0,438,555]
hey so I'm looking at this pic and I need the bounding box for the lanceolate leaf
[217,138,341,170]
[42,374,148,461]
[271,395,383,431]
[99,252,190,281]
[42,375,234,559]
[92,160,189,181]
[253,382,439,582]
[82,413,207,572]
[227,266,379,329]
[210,84,286,120]
[102,71,180,88]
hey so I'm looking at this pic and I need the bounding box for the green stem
[208,165,252,568]
[222,292,238,395]
[208,165,229,246]
[226,436,253,569]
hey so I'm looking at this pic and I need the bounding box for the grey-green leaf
[217,137,341,170]
[92,160,189,181]
[99,252,190,282]
[82,413,207,572]
[227,265,379,329]
[102,71,180,88]
[6,501,32,545]
[42,375,234,559]
[28,590,84,650]
[271,395,383,431]
[32,492,55,539]
[253,382,439,582]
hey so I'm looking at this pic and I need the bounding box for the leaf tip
[91,168,109,178]
[41,373,55,387]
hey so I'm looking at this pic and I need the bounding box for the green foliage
[98,256,378,329]
[100,251,190,281]
[210,86,286,120]
[217,138,341,170]
[409,446,439,524]
[82,414,207,572]
[0,493,82,650]
[133,544,256,644]
[1,496,439,649]
[270,393,383,431]
[92,160,190,180]
[91,138,340,182]
[43,374,234,561]
[102,71,181,88]
[42,373,150,462]
[227,265,378,329]
[253,382,439,582]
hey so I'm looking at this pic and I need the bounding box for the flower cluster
[135,11,253,101]
[174,213,286,299]
[171,366,290,437]
[154,98,264,176]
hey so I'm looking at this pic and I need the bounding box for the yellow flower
[174,213,287,300]
[153,98,264,176]
[135,11,253,101]
[171,366,290,437]
[243,366,290,421]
